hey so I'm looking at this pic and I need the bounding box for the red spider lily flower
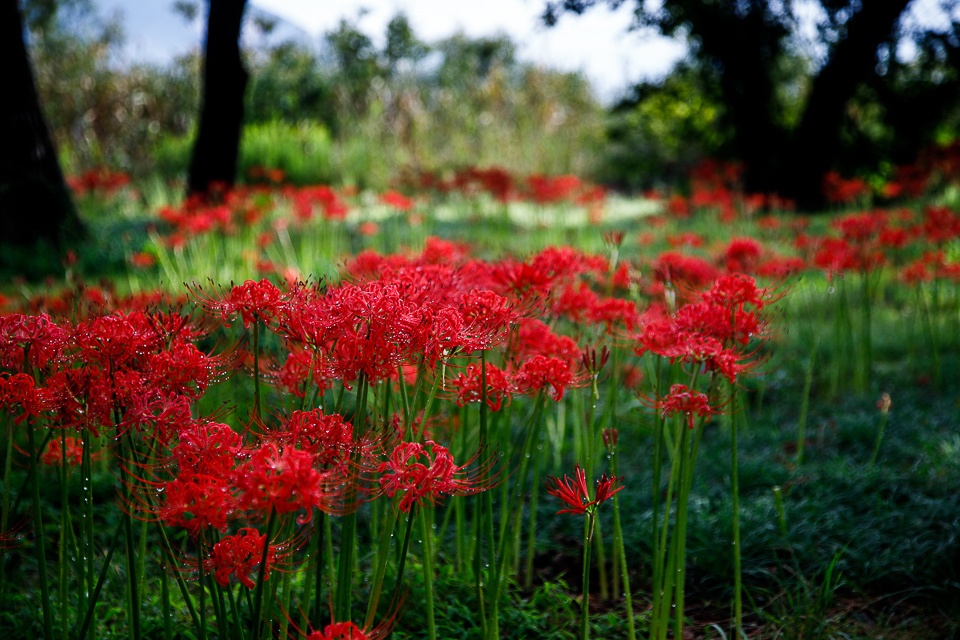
[0,313,69,371]
[379,190,414,211]
[308,622,371,639]
[652,252,720,294]
[511,355,586,401]
[72,311,164,368]
[447,361,513,412]
[157,473,239,535]
[188,278,286,329]
[586,296,640,332]
[723,238,763,273]
[208,527,277,589]
[171,420,244,478]
[235,442,342,520]
[378,440,497,512]
[266,347,333,399]
[700,274,766,310]
[542,464,623,516]
[420,236,471,266]
[0,373,50,424]
[271,409,355,470]
[508,318,580,363]
[652,384,721,430]
[145,341,238,400]
[40,437,86,466]
[120,392,194,446]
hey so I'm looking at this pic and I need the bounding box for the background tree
[547,0,960,207]
[188,0,249,197]
[1,0,83,249]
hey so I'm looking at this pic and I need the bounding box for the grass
[2,181,960,639]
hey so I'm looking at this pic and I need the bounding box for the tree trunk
[783,0,912,208]
[188,0,249,197]
[0,0,82,247]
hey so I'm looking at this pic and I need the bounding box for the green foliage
[601,64,726,188]
[153,120,333,185]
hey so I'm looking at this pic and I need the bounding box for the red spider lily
[667,232,704,248]
[723,238,763,273]
[587,296,640,332]
[0,373,51,424]
[602,428,618,452]
[270,409,355,469]
[379,190,414,211]
[447,361,513,412]
[72,311,165,368]
[0,313,69,371]
[260,346,333,399]
[170,420,244,478]
[542,464,623,516]
[650,384,721,430]
[651,252,720,294]
[188,278,287,329]
[120,392,194,446]
[40,437,86,466]
[288,185,348,222]
[208,527,278,589]
[308,622,371,640]
[822,171,870,204]
[155,473,239,535]
[508,318,580,363]
[420,236,472,266]
[377,440,498,512]
[511,355,586,401]
[144,340,240,400]
[551,282,599,325]
[235,442,347,520]
[700,274,768,311]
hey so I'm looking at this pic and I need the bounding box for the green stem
[389,506,416,611]
[161,567,172,640]
[611,449,635,640]
[335,372,367,622]
[869,410,890,467]
[59,431,69,640]
[253,320,262,423]
[74,517,124,640]
[0,413,12,603]
[730,383,742,636]
[364,505,398,629]
[252,508,277,640]
[419,508,437,640]
[26,422,54,640]
[580,513,594,640]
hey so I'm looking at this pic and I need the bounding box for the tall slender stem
[26,422,53,640]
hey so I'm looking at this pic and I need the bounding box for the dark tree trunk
[783,0,911,208]
[684,1,789,193]
[0,0,82,247]
[188,0,249,197]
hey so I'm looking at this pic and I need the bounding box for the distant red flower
[542,464,623,516]
[379,190,414,211]
[652,383,720,429]
[40,437,84,466]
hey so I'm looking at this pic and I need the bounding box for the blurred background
[11,0,960,200]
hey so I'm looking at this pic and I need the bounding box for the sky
[93,0,689,103]
[93,0,957,104]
